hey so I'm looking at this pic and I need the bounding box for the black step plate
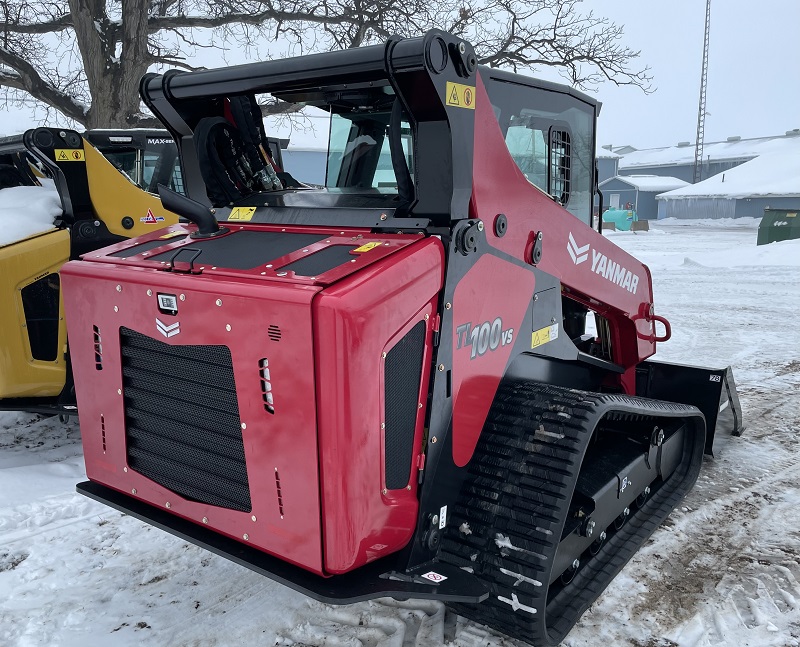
[77,480,488,604]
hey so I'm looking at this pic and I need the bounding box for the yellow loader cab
[0,128,185,417]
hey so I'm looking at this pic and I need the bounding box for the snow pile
[682,237,800,268]
[658,150,800,199]
[605,227,667,237]
[0,185,62,247]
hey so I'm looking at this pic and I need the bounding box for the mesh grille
[280,245,357,277]
[549,129,571,206]
[146,231,326,270]
[21,274,60,361]
[120,327,252,512]
[384,321,426,490]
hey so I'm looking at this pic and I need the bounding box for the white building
[656,150,800,219]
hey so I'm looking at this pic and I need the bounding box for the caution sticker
[228,207,256,221]
[531,323,559,349]
[445,82,476,110]
[140,208,165,224]
[159,230,185,239]
[353,241,382,253]
[55,149,85,162]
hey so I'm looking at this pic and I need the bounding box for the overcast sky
[588,0,800,149]
[1,0,798,151]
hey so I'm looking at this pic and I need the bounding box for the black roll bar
[141,30,478,224]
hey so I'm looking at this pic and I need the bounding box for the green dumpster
[757,208,800,245]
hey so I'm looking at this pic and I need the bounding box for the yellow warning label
[228,207,256,221]
[159,230,185,239]
[55,149,85,162]
[531,323,559,349]
[353,241,383,253]
[787,212,797,218]
[445,82,476,110]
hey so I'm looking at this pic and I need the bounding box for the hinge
[431,313,441,347]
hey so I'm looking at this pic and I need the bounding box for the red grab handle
[651,314,671,343]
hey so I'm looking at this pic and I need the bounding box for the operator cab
[189,68,598,227]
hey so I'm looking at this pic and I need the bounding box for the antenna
[693,0,711,184]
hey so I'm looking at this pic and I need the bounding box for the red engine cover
[62,224,444,576]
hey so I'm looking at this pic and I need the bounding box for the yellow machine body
[0,228,70,398]
[0,129,178,405]
[81,140,178,238]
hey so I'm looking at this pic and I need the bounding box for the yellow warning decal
[445,82,476,110]
[353,241,383,253]
[531,323,559,349]
[228,206,256,221]
[159,230,185,239]
[787,212,797,218]
[55,149,85,162]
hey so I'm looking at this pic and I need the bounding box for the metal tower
[693,0,711,183]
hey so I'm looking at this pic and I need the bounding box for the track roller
[440,381,705,646]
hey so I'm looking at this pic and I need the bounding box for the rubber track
[439,380,705,646]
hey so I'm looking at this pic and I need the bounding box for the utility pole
[693,0,711,184]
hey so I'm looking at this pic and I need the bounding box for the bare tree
[0,0,651,129]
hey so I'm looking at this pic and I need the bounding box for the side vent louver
[120,327,252,513]
[93,325,103,370]
[268,325,282,342]
[384,322,426,490]
[259,358,274,413]
[101,414,106,452]
[274,468,284,519]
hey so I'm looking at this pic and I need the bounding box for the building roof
[600,174,689,192]
[619,133,800,169]
[597,149,621,160]
[657,151,800,199]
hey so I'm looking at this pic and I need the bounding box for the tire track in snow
[276,598,530,647]
[0,493,105,546]
[629,457,800,647]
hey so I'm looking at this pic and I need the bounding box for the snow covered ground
[1,220,799,647]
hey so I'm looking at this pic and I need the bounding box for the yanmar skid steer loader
[63,31,743,645]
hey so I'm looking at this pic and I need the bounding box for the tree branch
[0,46,87,122]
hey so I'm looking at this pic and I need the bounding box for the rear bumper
[77,480,489,605]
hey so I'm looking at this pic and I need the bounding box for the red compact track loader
[62,31,743,645]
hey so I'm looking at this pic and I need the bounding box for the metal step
[77,480,489,605]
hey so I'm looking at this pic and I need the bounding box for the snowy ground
[1,221,799,647]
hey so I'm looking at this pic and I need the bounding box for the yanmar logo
[156,318,180,338]
[567,233,590,264]
[567,233,641,294]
